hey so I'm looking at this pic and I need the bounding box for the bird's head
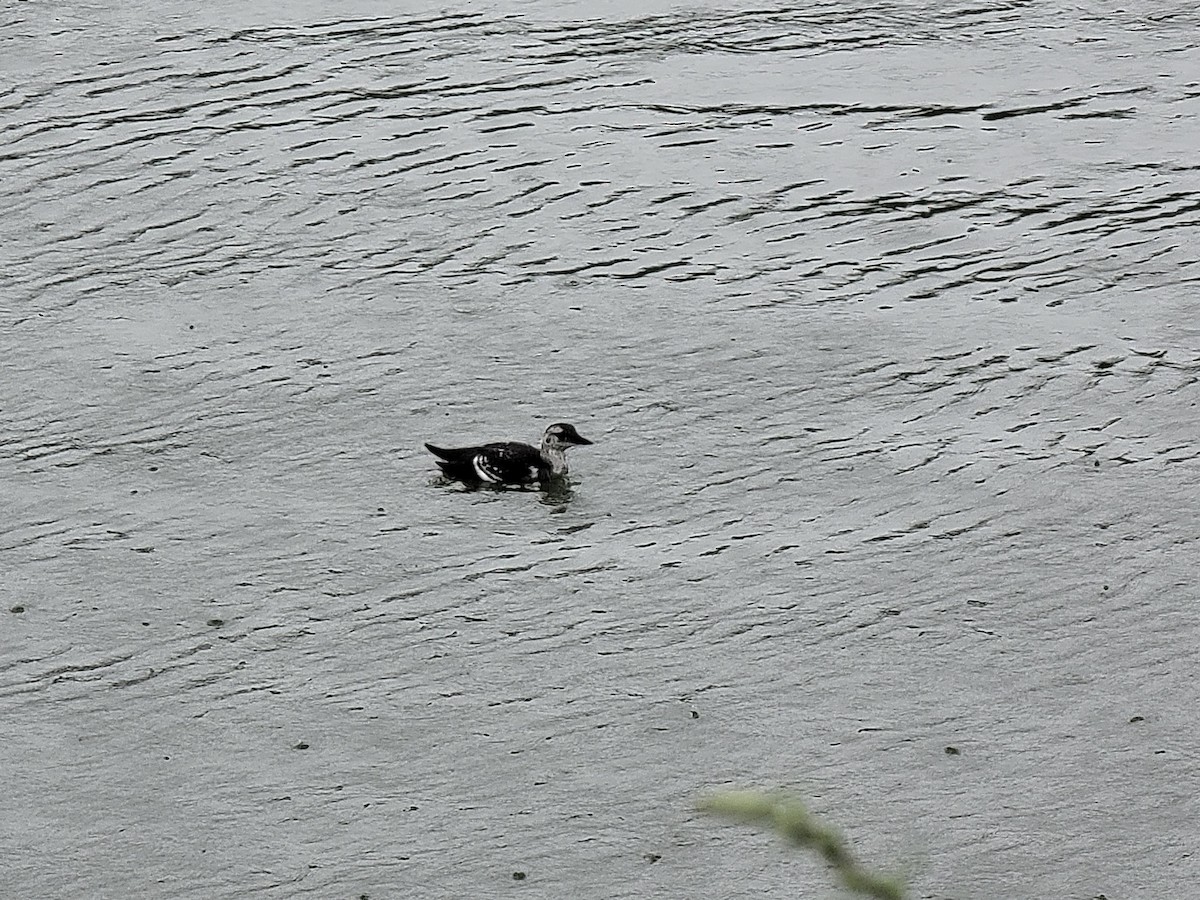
[543,422,593,449]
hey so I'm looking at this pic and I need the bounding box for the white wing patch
[472,454,501,483]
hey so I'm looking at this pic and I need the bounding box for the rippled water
[3,2,1199,898]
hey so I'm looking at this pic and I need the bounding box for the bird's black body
[425,440,549,485]
[426,423,592,488]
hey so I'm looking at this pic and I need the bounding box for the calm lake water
[3,1,1199,898]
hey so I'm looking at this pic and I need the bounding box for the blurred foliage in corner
[699,790,907,900]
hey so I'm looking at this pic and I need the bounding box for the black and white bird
[425,422,593,487]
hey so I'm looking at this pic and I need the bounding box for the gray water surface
[3,2,1199,898]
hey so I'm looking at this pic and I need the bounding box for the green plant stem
[699,790,906,900]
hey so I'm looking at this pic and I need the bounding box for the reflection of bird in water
[425,422,592,487]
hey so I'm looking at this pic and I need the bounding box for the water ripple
[3,3,1199,899]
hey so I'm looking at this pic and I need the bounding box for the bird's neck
[540,440,569,475]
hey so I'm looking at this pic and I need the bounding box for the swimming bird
[425,422,593,487]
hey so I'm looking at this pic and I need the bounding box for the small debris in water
[207,618,224,627]
[11,605,25,614]
[511,871,526,881]
[944,746,960,755]
[295,742,310,750]
[1129,716,1144,724]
